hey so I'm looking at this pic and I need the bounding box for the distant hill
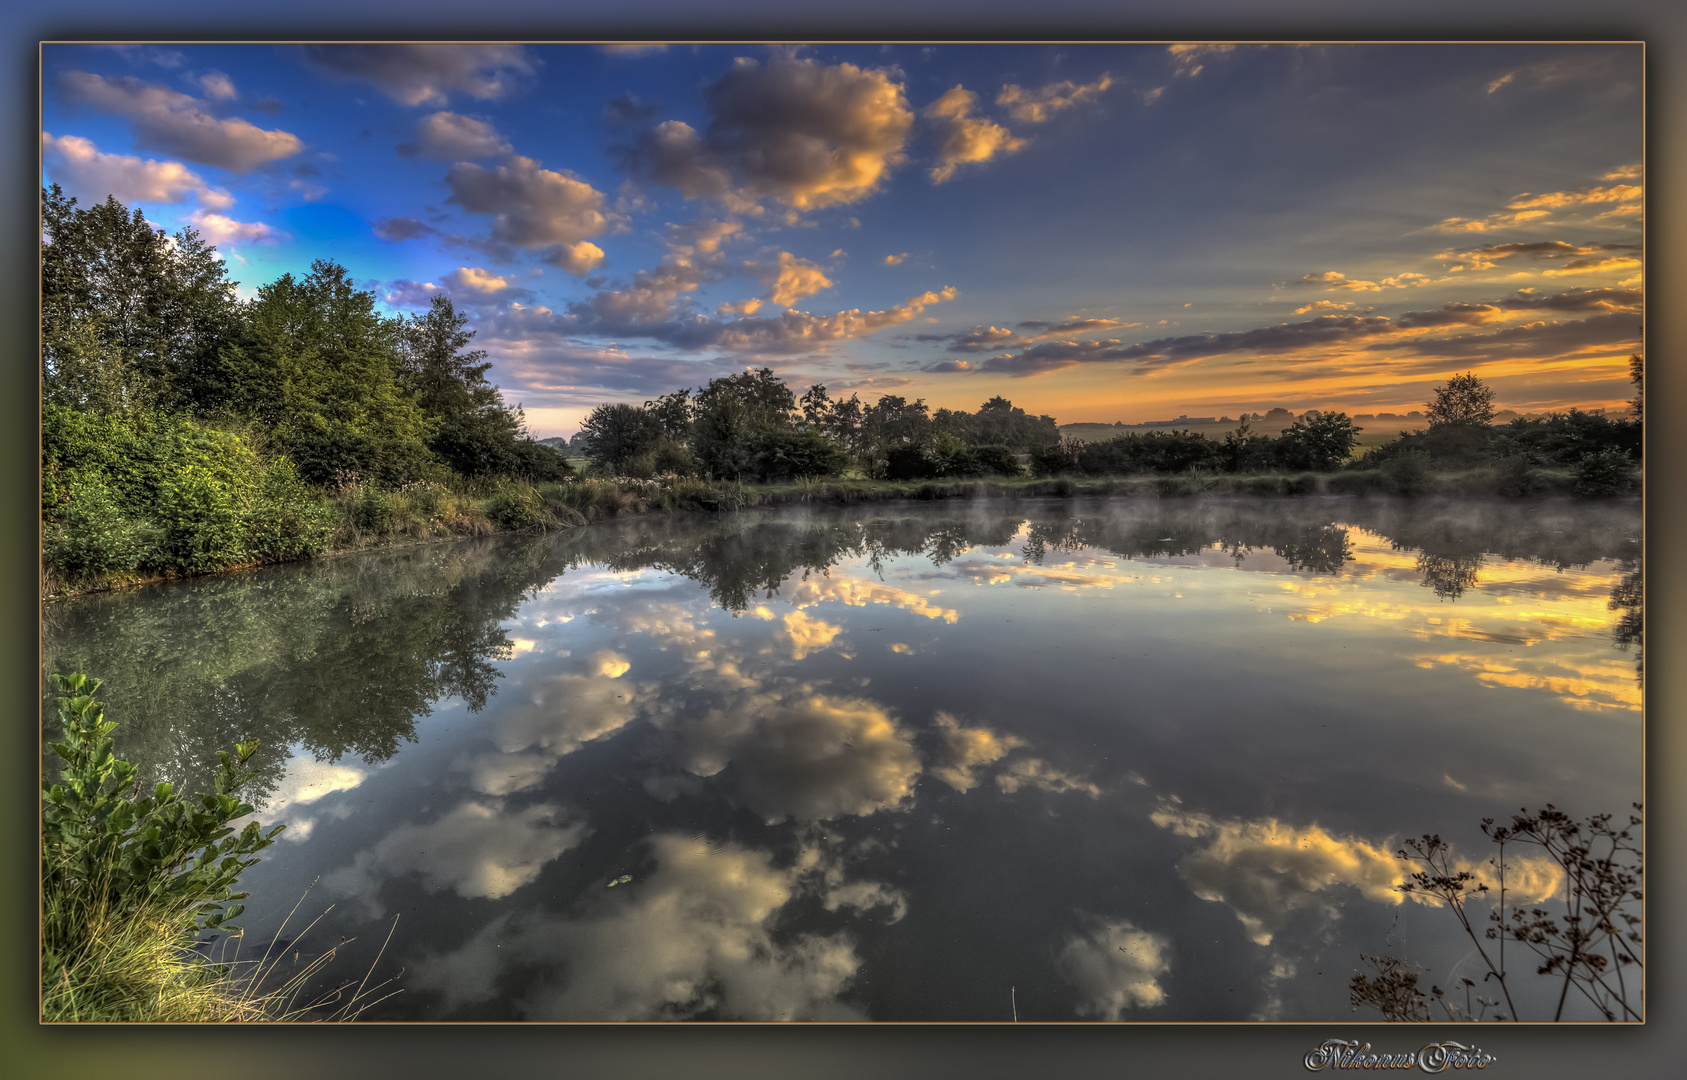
[537,436,570,449]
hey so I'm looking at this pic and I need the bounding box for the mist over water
[43,496,1642,1021]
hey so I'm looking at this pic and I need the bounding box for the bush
[970,444,1023,477]
[47,475,157,581]
[1381,449,1433,495]
[43,674,282,1021]
[153,464,247,575]
[244,459,335,562]
[1573,449,1640,497]
[485,482,551,530]
[749,428,848,481]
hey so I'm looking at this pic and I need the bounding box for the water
[42,497,1643,1021]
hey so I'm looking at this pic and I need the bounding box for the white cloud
[1059,916,1173,1017]
[186,209,279,246]
[400,111,513,161]
[443,266,511,294]
[59,71,302,171]
[445,155,609,255]
[764,251,833,307]
[995,73,1114,123]
[323,799,589,915]
[924,84,1026,183]
[42,132,235,209]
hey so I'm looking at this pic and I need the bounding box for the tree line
[41,187,568,584]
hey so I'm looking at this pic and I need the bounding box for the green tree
[399,294,561,479]
[42,186,237,412]
[578,402,664,472]
[1426,372,1497,428]
[1628,354,1642,419]
[208,261,436,484]
[1274,412,1361,470]
[692,369,799,479]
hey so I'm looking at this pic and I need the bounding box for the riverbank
[43,461,1636,601]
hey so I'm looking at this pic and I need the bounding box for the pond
[42,496,1643,1021]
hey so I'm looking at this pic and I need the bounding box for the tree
[692,369,799,479]
[400,295,560,479]
[578,402,664,472]
[1426,372,1497,428]
[208,261,436,484]
[1274,412,1361,470]
[42,186,238,412]
[1628,354,1642,419]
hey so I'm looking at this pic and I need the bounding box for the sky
[40,41,1644,438]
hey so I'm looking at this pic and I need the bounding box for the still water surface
[43,497,1642,1021]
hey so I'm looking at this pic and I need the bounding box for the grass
[43,874,402,1022]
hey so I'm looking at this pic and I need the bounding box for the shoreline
[40,466,1639,603]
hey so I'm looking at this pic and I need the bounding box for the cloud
[1293,300,1364,315]
[753,251,829,307]
[300,43,535,107]
[323,800,588,915]
[1433,180,1643,233]
[628,57,914,211]
[995,73,1114,123]
[382,279,442,307]
[1494,286,1642,314]
[398,111,512,160]
[948,326,1018,352]
[198,72,237,101]
[923,84,1026,183]
[605,94,659,123]
[666,217,742,256]
[58,71,302,172]
[599,43,670,56]
[1486,72,1515,94]
[1603,163,1641,181]
[778,609,844,660]
[1058,916,1172,1017]
[1168,43,1237,77]
[41,132,236,209]
[929,712,1024,792]
[1152,801,1561,947]
[185,209,278,246]
[974,314,1394,377]
[1376,311,1641,360]
[442,266,511,294]
[782,574,960,623]
[445,155,611,271]
[372,216,438,242]
[1434,240,1641,272]
[883,252,907,265]
[1391,302,1505,329]
[1298,270,1381,292]
[678,692,922,824]
[994,757,1101,797]
[408,833,869,1020]
[561,274,958,356]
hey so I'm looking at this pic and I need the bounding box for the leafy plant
[1351,804,1643,1022]
[43,674,286,1017]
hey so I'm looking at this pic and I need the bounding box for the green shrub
[47,475,158,580]
[1573,449,1640,497]
[1381,450,1433,495]
[352,484,397,535]
[486,482,550,530]
[43,674,283,1020]
[153,464,247,574]
[244,459,335,562]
